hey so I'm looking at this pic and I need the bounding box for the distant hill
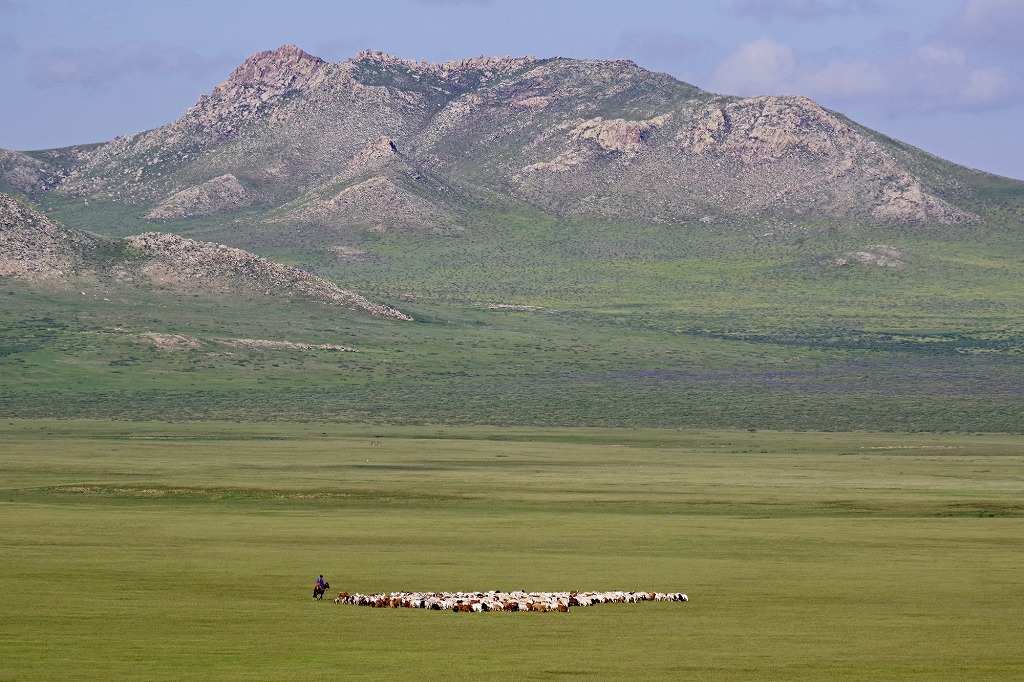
[6,45,1020,252]
[0,192,409,319]
[0,192,109,280]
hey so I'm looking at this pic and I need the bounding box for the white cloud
[615,28,717,80]
[731,0,880,21]
[711,37,797,95]
[618,29,709,61]
[946,0,1024,52]
[711,36,1021,114]
[800,56,887,99]
[32,42,232,89]
[315,39,367,62]
[893,43,1018,111]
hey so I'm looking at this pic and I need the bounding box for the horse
[313,581,331,600]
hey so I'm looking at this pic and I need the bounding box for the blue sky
[1,0,1022,179]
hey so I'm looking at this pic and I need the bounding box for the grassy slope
[1,422,1022,680]
[3,196,1023,430]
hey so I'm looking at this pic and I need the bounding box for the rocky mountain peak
[435,54,538,75]
[350,49,537,78]
[226,44,325,90]
[351,49,407,66]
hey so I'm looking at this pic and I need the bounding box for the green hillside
[3,209,1022,431]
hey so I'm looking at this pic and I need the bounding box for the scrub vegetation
[2,213,1023,432]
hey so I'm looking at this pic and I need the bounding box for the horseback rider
[313,574,330,599]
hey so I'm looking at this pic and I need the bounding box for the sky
[1,0,1022,179]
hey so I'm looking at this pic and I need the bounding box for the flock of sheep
[333,590,688,612]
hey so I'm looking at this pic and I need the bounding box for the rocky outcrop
[274,174,461,236]
[344,137,400,176]
[226,44,326,91]
[673,96,977,224]
[677,96,849,162]
[828,245,904,268]
[139,333,358,352]
[513,93,979,225]
[168,44,330,138]
[122,232,412,319]
[170,44,331,138]
[271,130,469,240]
[0,149,63,195]
[220,338,357,352]
[570,116,667,153]
[0,191,410,319]
[350,49,538,83]
[0,192,107,280]
[145,173,250,220]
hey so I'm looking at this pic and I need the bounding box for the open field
[2,421,1022,680]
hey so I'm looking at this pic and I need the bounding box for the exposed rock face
[145,173,250,220]
[269,135,466,238]
[166,44,330,142]
[139,333,358,352]
[220,338,357,352]
[139,333,205,351]
[0,192,106,280]
[671,96,976,224]
[330,176,429,224]
[226,44,326,91]
[0,149,63,195]
[678,96,848,161]
[350,49,538,82]
[570,116,665,153]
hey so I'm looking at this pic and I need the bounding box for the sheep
[331,589,689,611]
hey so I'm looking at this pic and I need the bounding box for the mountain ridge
[5,44,1014,249]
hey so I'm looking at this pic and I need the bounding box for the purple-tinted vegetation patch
[601,356,1024,398]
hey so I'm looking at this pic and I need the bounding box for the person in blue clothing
[313,574,330,600]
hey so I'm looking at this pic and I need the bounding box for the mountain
[9,45,1017,252]
[0,192,409,319]
[2,47,1023,432]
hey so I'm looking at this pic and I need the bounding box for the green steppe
[4,201,1024,430]
[2,422,1022,680]
[4,163,1024,679]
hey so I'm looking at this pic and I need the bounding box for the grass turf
[1,421,1022,680]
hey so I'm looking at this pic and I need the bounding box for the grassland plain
[1,421,1022,680]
